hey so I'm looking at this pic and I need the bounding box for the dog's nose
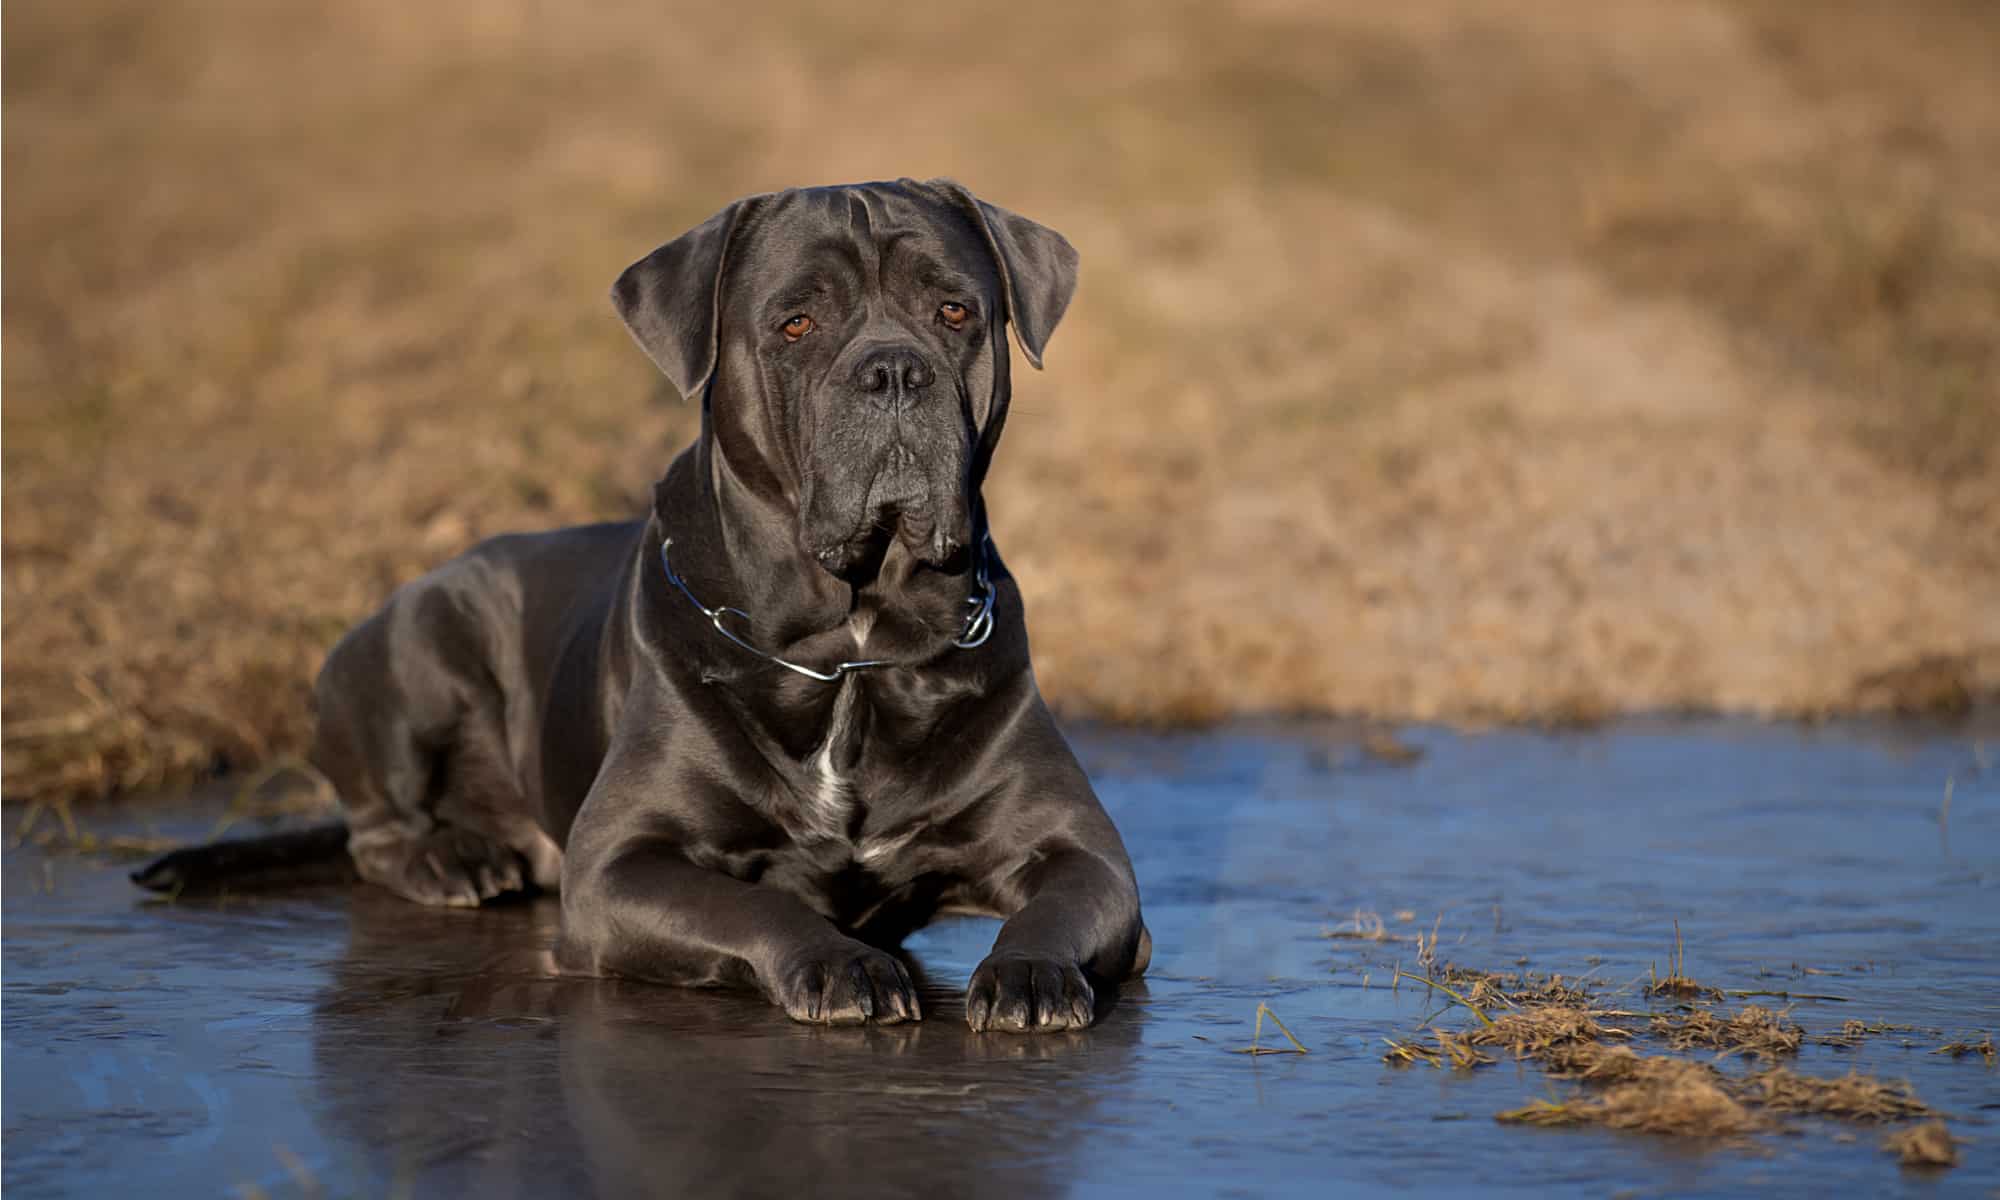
[855,348,934,397]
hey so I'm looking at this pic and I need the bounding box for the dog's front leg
[557,842,921,1025]
[967,846,1151,1033]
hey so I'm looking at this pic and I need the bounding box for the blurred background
[5,0,1997,805]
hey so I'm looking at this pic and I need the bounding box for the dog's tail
[130,824,359,894]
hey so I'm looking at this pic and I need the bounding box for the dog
[137,179,1150,1031]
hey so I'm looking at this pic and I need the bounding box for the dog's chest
[801,675,872,841]
[794,675,931,870]
[804,681,861,839]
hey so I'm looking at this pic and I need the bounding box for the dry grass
[1383,1029,1495,1071]
[1737,1067,1933,1122]
[1432,964,1600,1011]
[1653,1005,1805,1061]
[1885,1121,1960,1169]
[1933,1033,1996,1066]
[1380,939,1956,1149]
[1233,1001,1310,1056]
[1498,1065,1766,1138]
[1819,1019,1918,1048]
[1490,1035,1939,1141]
[7,0,2000,804]
[1470,1007,1636,1059]
[1647,922,1722,1001]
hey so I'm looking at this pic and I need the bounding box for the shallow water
[5,719,1997,1198]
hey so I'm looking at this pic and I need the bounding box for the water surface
[6,719,1997,1197]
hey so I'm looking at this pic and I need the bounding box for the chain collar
[659,535,995,683]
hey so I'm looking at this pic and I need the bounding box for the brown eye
[939,302,968,328]
[782,314,814,341]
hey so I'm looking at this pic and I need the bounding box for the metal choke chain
[660,536,994,683]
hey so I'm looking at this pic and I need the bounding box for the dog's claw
[772,943,920,1026]
[966,954,1095,1033]
[356,828,534,909]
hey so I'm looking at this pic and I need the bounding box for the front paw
[770,942,921,1025]
[966,954,1095,1032]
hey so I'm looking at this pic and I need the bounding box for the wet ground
[5,718,1997,1198]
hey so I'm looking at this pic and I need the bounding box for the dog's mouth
[809,445,969,580]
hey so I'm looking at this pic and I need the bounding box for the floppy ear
[927,179,1079,369]
[611,197,759,400]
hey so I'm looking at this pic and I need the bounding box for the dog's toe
[966,954,1096,1033]
[772,942,921,1025]
[361,828,534,908]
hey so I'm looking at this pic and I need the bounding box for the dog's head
[613,179,1076,578]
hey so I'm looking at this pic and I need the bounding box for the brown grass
[1738,1068,1934,1122]
[1653,1005,1805,1061]
[8,0,2000,803]
[1383,1029,1495,1071]
[1433,964,1600,1010]
[1383,946,1954,1148]
[1498,1064,1766,1139]
[1492,1040,1940,1141]
[1819,1019,1917,1048]
[1884,1121,1960,1169]
[1470,1007,1637,1059]
[1233,1001,1311,1056]
[1647,922,1722,1001]
[1933,1033,1996,1066]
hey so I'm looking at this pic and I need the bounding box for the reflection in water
[6,720,1995,1197]
[308,889,1144,1197]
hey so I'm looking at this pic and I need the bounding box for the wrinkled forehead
[728,184,998,303]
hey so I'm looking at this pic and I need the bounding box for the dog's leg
[555,738,920,1023]
[311,593,554,908]
[557,842,921,1024]
[965,846,1150,1033]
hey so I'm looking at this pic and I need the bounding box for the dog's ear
[611,197,760,400]
[927,179,1079,369]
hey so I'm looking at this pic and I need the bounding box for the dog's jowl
[136,179,1151,1032]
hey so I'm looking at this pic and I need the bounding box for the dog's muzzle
[803,342,972,574]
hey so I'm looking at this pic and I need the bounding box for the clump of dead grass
[1469,1006,1635,1059]
[1647,922,1720,1000]
[1734,1067,1933,1123]
[1429,962,1600,1010]
[1653,1005,1804,1061]
[1493,1049,1940,1141]
[1498,1061,1765,1138]
[1933,1033,1995,1066]
[1387,935,1951,1150]
[1383,1029,1494,1071]
[1818,1019,1918,1048]
[1884,1121,1960,1168]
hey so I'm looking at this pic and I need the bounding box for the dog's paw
[360,828,530,908]
[966,954,1096,1033]
[769,942,921,1025]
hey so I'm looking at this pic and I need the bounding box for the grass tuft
[1884,1121,1960,1169]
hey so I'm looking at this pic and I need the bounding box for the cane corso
[137,179,1150,1031]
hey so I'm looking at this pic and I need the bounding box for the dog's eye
[939,302,969,329]
[781,315,814,341]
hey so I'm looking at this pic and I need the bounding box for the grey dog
[136,179,1151,1032]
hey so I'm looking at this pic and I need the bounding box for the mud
[5,719,1996,1197]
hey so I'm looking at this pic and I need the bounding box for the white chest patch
[804,678,862,840]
